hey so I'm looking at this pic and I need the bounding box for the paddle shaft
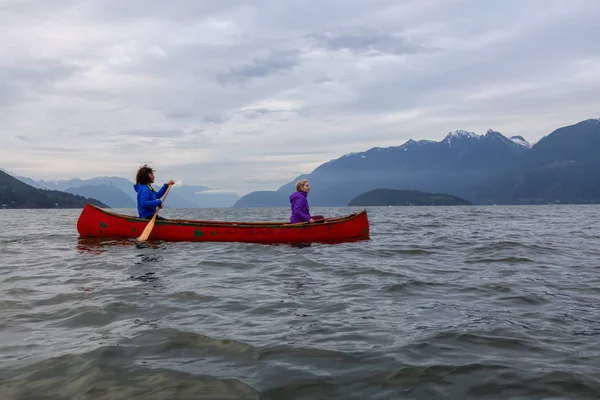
[137,183,173,241]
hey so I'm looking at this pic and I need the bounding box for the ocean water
[1,205,600,399]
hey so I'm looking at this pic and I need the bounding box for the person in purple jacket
[289,179,324,224]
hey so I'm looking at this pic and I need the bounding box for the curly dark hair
[135,164,155,185]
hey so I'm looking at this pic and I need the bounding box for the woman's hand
[309,218,314,223]
[167,180,175,186]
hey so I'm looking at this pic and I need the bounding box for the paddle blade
[137,215,156,241]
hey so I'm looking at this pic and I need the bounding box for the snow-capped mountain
[236,126,534,207]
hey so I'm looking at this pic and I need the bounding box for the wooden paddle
[137,183,173,242]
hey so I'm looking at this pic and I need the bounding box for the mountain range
[0,170,108,209]
[3,118,599,209]
[0,174,240,209]
[234,118,600,207]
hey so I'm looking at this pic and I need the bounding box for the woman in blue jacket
[133,165,175,219]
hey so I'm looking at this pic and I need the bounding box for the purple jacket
[290,191,311,223]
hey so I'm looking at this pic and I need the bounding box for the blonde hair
[296,179,308,191]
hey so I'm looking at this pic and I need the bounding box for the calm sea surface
[1,205,600,399]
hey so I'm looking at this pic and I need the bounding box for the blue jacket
[290,191,311,223]
[134,183,168,218]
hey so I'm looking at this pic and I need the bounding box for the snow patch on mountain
[444,130,480,141]
[509,135,533,148]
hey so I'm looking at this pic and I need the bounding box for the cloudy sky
[1,0,599,195]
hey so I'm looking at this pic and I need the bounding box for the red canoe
[76,203,370,244]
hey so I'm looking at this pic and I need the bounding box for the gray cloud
[0,60,80,107]
[311,28,432,56]
[15,135,31,142]
[165,110,196,120]
[119,129,182,138]
[2,61,78,84]
[31,146,80,153]
[203,114,229,124]
[217,50,301,84]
